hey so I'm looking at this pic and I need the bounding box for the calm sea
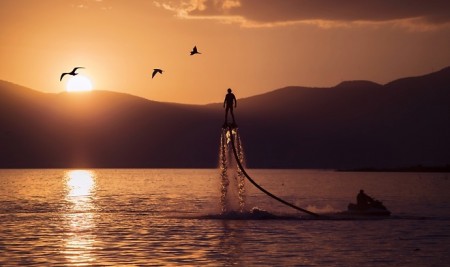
[0,169,449,266]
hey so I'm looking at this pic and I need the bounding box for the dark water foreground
[1,169,449,266]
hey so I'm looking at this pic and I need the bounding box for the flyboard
[222,122,238,129]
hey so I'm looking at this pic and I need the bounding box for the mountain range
[1,67,449,169]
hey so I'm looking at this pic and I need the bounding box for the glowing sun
[66,75,93,92]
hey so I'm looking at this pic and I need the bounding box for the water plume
[219,128,246,213]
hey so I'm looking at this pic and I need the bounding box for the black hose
[227,126,321,218]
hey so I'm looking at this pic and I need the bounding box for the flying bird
[60,67,84,81]
[190,46,201,56]
[152,68,163,78]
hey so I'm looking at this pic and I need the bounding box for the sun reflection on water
[64,170,97,265]
[67,170,95,197]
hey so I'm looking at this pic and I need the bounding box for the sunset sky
[1,0,450,104]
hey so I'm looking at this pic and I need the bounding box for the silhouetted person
[357,189,374,209]
[223,88,237,126]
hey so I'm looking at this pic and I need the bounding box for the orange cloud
[155,0,450,29]
[72,0,112,10]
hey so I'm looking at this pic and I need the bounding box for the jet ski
[344,199,391,216]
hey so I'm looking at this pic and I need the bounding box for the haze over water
[1,169,449,266]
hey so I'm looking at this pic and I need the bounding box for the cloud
[155,0,450,29]
[72,0,112,10]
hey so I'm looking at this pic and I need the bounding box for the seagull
[60,67,84,81]
[190,46,201,56]
[152,68,163,78]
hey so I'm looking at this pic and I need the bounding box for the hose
[227,126,321,218]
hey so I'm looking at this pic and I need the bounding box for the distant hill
[1,67,449,169]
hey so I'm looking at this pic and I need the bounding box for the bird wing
[190,46,197,55]
[60,73,68,81]
[72,67,84,73]
[152,69,158,78]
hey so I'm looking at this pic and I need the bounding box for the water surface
[1,169,449,266]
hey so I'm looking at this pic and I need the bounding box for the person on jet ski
[357,189,374,209]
